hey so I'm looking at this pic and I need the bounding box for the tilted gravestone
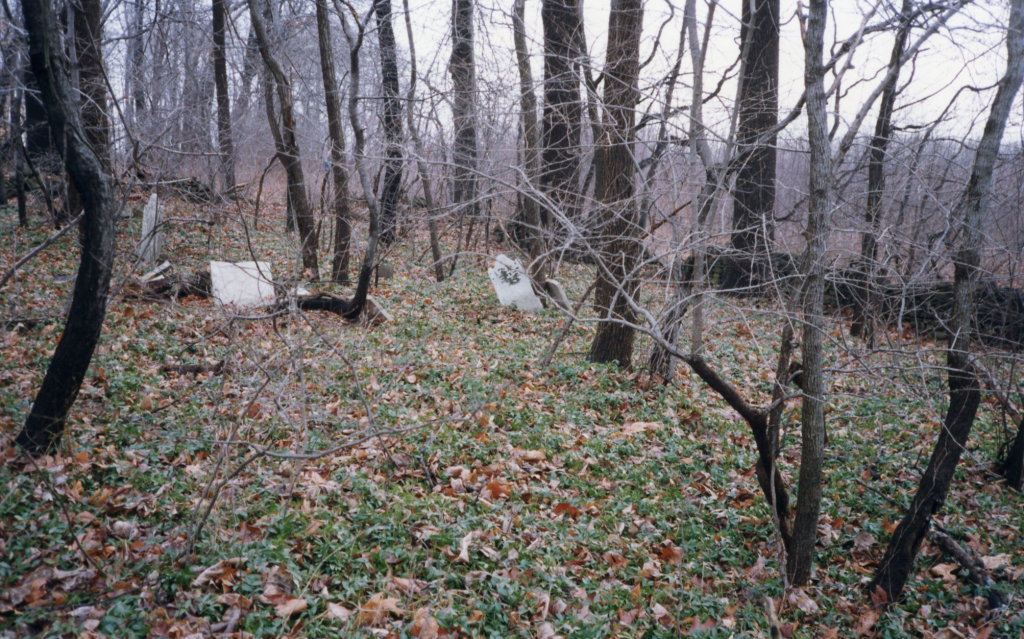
[209,261,276,308]
[488,254,543,311]
[138,194,162,264]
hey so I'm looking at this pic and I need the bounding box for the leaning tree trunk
[870,0,1024,602]
[373,0,404,244]
[15,0,116,456]
[540,0,584,229]
[587,0,643,368]
[723,0,779,292]
[788,0,831,587]
[315,0,352,283]
[212,0,236,194]
[850,0,913,341]
[513,0,546,283]
[450,0,479,243]
[248,0,319,278]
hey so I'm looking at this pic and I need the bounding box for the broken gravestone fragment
[488,254,543,311]
[137,194,162,264]
[209,261,275,308]
[365,294,393,326]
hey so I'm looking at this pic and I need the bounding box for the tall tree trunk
[587,0,642,368]
[212,0,236,194]
[513,0,546,283]
[540,0,583,229]
[401,0,445,281]
[850,0,913,340]
[248,0,319,278]
[789,0,831,587]
[450,0,479,241]
[723,0,779,291]
[871,0,1024,602]
[372,0,404,244]
[315,0,352,283]
[15,0,116,456]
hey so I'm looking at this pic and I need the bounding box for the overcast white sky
[389,0,1020,147]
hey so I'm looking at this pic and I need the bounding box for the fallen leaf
[854,609,879,637]
[410,606,440,639]
[456,531,479,563]
[191,558,245,589]
[929,563,957,582]
[357,592,403,626]
[326,602,352,622]
[788,588,819,615]
[390,577,429,596]
[980,554,1010,571]
[274,596,307,618]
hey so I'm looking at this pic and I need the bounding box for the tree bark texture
[373,0,404,244]
[450,0,479,224]
[789,0,831,587]
[213,0,236,193]
[540,0,583,227]
[587,0,642,368]
[724,0,780,291]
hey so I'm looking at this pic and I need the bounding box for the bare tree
[850,0,913,340]
[372,0,404,244]
[587,0,643,367]
[450,0,479,232]
[248,0,319,278]
[513,0,546,284]
[540,0,584,228]
[790,0,831,587]
[15,0,116,456]
[212,0,236,194]
[316,0,353,283]
[402,0,445,281]
[724,0,780,291]
[871,0,1024,602]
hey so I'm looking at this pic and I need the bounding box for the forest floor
[1,193,1022,639]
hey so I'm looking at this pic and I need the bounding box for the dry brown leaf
[390,577,429,596]
[456,531,479,563]
[357,592,404,626]
[854,609,879,637]
[409,606,440,639]
[537,621,562,639]
[191,557,245,589]
[326,602,352,622]
[274,596,307,619]
[788,588,819,615]
[980,554,1010,571]
[929,563,957,582]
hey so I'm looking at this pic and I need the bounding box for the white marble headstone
[209,261,276,308]
[138,194,162,264]
[488,254,543,311]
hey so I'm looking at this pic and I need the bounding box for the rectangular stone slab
[209,261,276,308]
[488,254,543,311]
